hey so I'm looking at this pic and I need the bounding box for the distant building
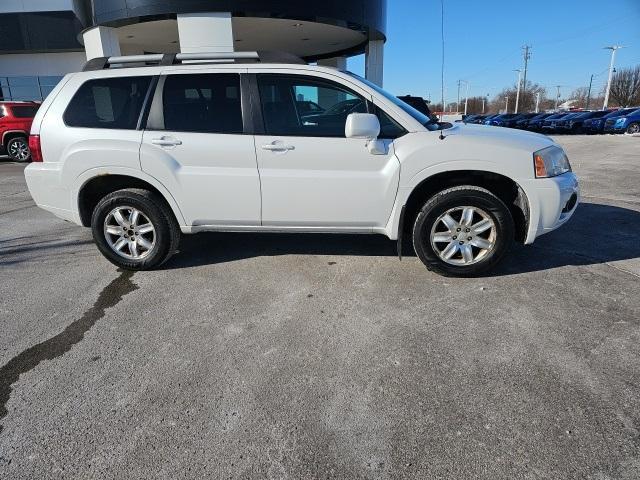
[0,0,387,101]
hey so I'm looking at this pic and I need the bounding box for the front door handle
[151,137,182,147]
[261,142,295,152]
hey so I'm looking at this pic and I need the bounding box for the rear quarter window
[63,76,152,129]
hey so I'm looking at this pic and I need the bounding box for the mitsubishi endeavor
[24,51,579,276]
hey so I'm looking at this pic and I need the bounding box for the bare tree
[463,96,488,114]
[570,87,590,108]
[609,65,640,107]
[490,82,548,113]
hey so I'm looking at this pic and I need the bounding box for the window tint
[257,74,367,137]
[11,105,39,118]
[64,77,151,129]
[162,74,242,134]
[376,107,406,139]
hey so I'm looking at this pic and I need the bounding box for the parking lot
[0,135,639,479]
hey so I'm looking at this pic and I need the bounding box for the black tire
[626,122,640,135]
[412,186,515,277]
[91,188,180,270]
[6,136,31,162]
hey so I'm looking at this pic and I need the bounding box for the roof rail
[82,50,306,71]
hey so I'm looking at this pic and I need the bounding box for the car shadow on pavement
[164,202,640,275]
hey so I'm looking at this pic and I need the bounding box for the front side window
[162,73,242,134]
[64,76,151,129]
[257,74,367,137]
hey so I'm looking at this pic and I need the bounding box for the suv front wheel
[412,186,515,277]
[91,189,180,270]
[6,137,31,162]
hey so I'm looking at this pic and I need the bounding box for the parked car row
[461,107,640,134]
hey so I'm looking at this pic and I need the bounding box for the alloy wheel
[8,138,30,161]
[430,206,497,266]
[103,206,156,260]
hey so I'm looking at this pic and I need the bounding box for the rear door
[140,69,261,227]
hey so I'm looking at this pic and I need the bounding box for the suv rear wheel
[6,137,31,162]
[91,189,180,270]
[412,186,514,277]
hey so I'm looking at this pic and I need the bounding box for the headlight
[533,146,572,178]
[615,117,627,125]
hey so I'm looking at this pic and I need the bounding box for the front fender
[383,163,534,242]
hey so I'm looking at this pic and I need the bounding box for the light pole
[586,74,594,109]
[554,85,562,110]
[514,69,522,113]
[603,45,623,109]
[463,80,470,115]
[505,96,509,113]
[535,91,541,113]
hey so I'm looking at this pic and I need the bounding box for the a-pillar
[83,26,121,60]
[177,12,234,54]
[365,40,384,87]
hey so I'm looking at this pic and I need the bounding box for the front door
[253,73,401,229]
[140,70,261,226]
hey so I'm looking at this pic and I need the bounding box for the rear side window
[161,74,243,134]
[64,76,151,129]
[11,105,39,118]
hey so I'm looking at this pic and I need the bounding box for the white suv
[25,52,579,276]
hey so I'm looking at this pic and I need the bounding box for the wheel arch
[77,172,186,227]
[401,170,530,243]
[2,130,28,146]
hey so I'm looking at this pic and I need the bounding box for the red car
[1,101,40,162]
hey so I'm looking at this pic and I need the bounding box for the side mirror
[345,113,387,155]
[345,113,380,140]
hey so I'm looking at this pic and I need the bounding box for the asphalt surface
[1,135,639,479]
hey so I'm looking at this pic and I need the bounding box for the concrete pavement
[1,136,639,479]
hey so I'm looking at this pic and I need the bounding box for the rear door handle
[151,137,182,147]
[261,143,295,152]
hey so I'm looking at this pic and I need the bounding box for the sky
[347,0,640,103]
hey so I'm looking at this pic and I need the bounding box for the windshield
[345,72,440,131]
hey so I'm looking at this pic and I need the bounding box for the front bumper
[521,171,580,244]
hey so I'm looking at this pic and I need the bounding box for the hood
[444,122,555,152]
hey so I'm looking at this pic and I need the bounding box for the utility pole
[505,96,509,113]
[514,69,522,113]
[464,80,469,115]
[554,85,561,110]
[603,45,623,109]
[521,45,531,107]
[535,92,541,113]
[586,74,594,109]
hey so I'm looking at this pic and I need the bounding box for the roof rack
[82,50,307,71]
